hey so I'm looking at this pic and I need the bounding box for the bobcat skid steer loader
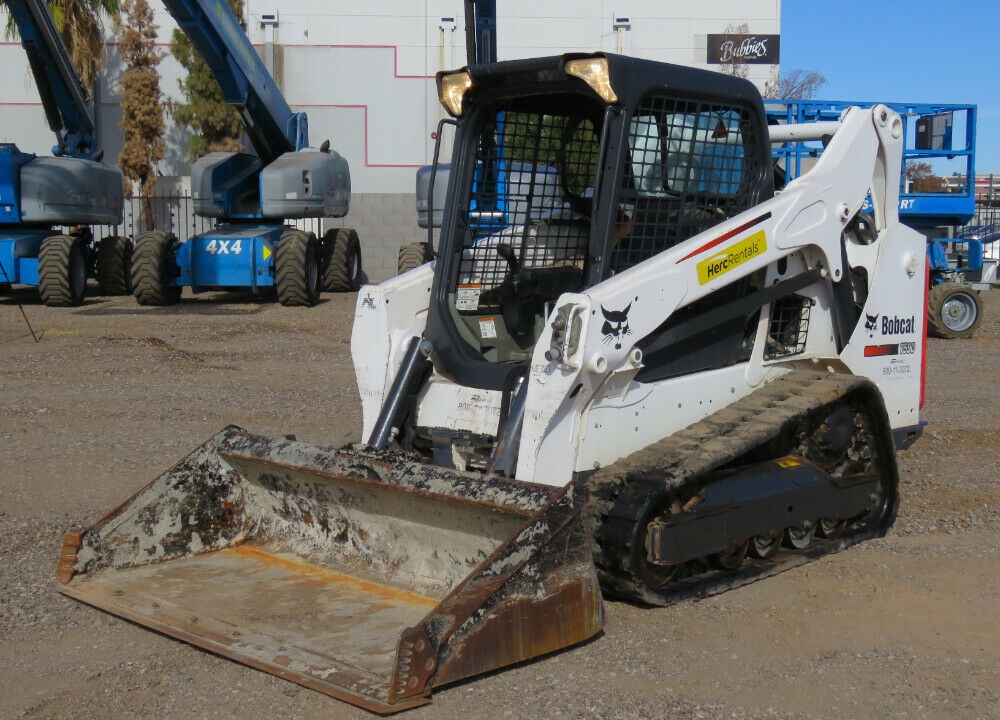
[57,54,926,713]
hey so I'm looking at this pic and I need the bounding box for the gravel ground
[1,285,997,720]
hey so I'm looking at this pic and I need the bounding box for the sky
[780,0,1000,174]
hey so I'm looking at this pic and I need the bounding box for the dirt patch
[1,286,997,720]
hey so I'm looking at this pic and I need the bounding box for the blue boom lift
[134,0,360,306]
[0,0,125,306]
[924,224,998,337]
[767,99,990,337]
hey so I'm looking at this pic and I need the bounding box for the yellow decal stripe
[696,230,767,285]
[262,246,272,261]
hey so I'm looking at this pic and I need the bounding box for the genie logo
[64,188,88,204]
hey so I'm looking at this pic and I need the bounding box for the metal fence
[966,194,999,262]
[972,205,1000,227]
[87,195,324,241]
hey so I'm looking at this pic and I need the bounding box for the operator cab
[449,92,600,363]
[425,54,773,391]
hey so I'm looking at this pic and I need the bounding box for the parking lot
[1,286,997,720]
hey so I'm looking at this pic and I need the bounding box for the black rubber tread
[397,241,432,275]
[275,229,320,306]
[321,228,363,292]
[38,234,86,307]
[131,231,181,306]
[584,370,899,606]
[927,282,981,339]
[96,236,133,296]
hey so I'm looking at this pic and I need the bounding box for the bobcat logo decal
[865,313,878,337]
[601,304,632,349]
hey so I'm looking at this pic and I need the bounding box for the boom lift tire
[132,231,181,306]
[397,241,432,274]
[38,234,87,306]
[927,283,981,338]
[96,236,133,296]
[276,229,321,306]
[320,228,363,292]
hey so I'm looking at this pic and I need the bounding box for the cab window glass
[610,96,762,274]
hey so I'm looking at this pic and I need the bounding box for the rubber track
[583,369,897,606]
[275,230,317,306]
[322,228,361,292]
[38,235,82,307]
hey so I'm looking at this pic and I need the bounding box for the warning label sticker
[696,230,767,285]
[478,316,497,339]
[456,284,482,311]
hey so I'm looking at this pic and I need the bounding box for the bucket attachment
[57,427,603,713]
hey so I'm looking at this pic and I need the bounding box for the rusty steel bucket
[57,426,603,713]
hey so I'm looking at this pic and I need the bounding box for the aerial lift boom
[168,0,305,163]
[131,0,361,306]
[8,0,97,159]
[0,0,126,305]
[465,0,496,65]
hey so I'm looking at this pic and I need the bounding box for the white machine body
[353,106,925,488]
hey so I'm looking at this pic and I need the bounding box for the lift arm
[4,0,97,158]
[766,98,977,227]
[161,0,307,163]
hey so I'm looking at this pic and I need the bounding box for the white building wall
[0,0,780,279]
[1,0,780,192]
[238,0,781,193]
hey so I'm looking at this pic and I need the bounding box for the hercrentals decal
[696,230,767,285]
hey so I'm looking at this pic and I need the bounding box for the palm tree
[5,0,120,91]
[49,0,121,88]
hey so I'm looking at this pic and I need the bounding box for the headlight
[438,71,473,117]
[564,57,618,103]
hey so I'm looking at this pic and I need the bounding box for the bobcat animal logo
[601,304,632,349]
[865,312,878,336]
